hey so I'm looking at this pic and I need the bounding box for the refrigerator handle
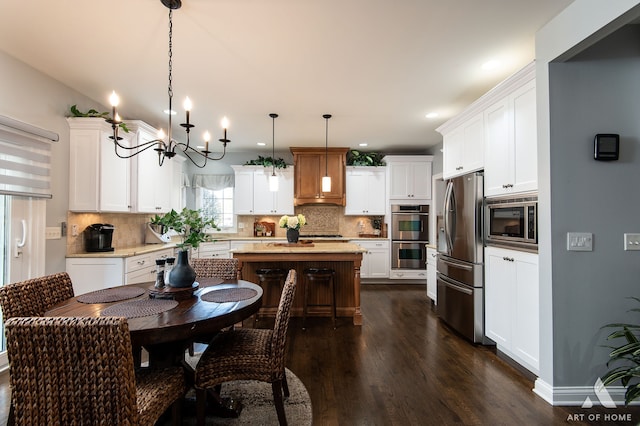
[443,181,452,253]
[444,181,455,253]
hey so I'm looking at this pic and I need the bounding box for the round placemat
[77,287,146,304]
[201,288,258,303]
[100,299,178,319]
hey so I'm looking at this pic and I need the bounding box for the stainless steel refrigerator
[436,171,488,343]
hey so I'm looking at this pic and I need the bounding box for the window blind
[0,115,58,199]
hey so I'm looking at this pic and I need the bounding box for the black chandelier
[106,0,229,168]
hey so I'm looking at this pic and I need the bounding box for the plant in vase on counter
[279,214,307,243]
[155,208,219,287]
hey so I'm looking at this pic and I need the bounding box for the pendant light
[322,114,332,193]
[269,113,279,192]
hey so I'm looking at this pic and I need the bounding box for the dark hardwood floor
[1,284,638,425]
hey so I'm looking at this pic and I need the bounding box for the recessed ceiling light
[359,143,368,147]
[163,109,177,115]
[257,142,266,146]
[425,112,439,119]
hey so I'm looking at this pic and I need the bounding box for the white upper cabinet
[128,121,173,213]
[385,155,433,202]
[345,166,386,215]
[438,61,537,195]
[441,112,484,179]
[232,165,294,215]
[68,117,133,212]
[484,78,537,197]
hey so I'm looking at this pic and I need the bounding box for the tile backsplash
[67,206,386,254]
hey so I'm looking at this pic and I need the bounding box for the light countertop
[66,243,178,258]
[231,242,367,254]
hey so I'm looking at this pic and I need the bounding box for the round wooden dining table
[45,278,263,367]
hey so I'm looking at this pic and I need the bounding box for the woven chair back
[0,272,74,320]
[270,269,297,373]
[191,258,239,280]
[5,316,139,425]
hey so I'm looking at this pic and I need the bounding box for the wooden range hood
[290,147,349,206]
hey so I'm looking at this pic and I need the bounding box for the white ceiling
[0,0,572,155]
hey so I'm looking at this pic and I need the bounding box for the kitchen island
[231,242,366,325]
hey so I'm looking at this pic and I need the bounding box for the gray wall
[548,25,640,386]
[0,50,106,275]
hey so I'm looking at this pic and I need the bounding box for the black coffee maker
[85,224,115,252]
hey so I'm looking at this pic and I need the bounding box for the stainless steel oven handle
[438,274,473,295]
[439,256,473,271]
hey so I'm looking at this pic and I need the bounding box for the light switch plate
[567,232,593,251]
[624,233,640,251]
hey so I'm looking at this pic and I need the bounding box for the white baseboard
[534,378,637,406]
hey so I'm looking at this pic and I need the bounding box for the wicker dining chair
[191,257,239,280]
[0,271,76,426]
[194,269,297,426]
[5,316,186,426]
[0,271,74,320]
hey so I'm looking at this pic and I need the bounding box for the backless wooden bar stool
[255,268,288,321]
[302,267,336,329]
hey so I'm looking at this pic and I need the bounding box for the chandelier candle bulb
[183,97,192,125]
[221,116,229,141]
[203,131,210,152]
[109,91,119,121]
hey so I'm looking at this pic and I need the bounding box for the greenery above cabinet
[244,156,288,168]
[346,150,385,166]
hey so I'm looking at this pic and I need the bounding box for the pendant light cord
[323,114,331,175]
[269,113,278,176]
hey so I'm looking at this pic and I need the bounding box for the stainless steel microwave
[485,195,537,251]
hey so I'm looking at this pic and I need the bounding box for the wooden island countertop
[231,242,366,325]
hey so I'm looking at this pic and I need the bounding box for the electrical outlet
[624,233,640,251]
[71,224,79,237]
[45,227,61,240]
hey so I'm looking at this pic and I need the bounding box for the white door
[0,195,46,368]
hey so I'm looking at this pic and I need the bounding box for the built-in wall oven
[391,204,429,269]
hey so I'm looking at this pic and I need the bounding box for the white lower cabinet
[65,258,124,295]
[66,248,175,295]
[351,240,389,279]
[193,241,231,259]
[426,247,437,303]
[485,246,539,374]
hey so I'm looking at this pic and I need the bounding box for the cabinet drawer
[389,270,427,280]
[125,265,156,285]
[125,249,174,274]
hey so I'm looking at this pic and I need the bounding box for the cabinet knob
[502,256,515,262]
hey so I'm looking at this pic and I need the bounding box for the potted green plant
[156,208,219,287]
[601,297,640,405]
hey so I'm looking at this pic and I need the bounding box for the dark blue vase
[287,228,299,243]
[169,249,196,288]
